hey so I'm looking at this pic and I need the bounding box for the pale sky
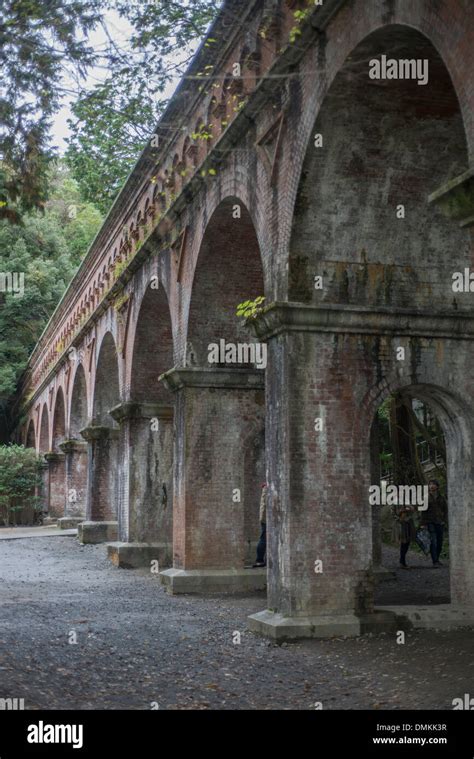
[51,10,134,153]
[51,9,182,154]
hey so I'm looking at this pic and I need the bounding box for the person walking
[253,483,267,568]
[420,479,448,567]
[393,503,417,569]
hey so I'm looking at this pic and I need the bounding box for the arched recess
[39,405,49,453]
[48,388,67,518]
[162,197,267,587]
[70,364,88,438]
[187,196,265,365]
[130,286,174,403]
[52,388,66,452]
[368,382,473,611]
[84,332,120,527]
[93,332,120,426]
[25,420,36,450]
[66,363,89,519]
[37,404,50,514]
[289,25,469,307]
[123,285,175,550]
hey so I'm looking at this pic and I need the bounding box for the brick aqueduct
[14,0,474,638]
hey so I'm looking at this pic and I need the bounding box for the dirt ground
[0,535,471,710]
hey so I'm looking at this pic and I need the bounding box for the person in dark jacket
[393,503,417,569]
[420,479,448,567]
[253,484,267,568]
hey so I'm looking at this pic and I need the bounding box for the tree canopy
[0,0,102,222]
[65,0,221,213]
[0,163,102,406]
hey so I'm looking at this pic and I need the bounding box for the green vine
[236,296,266,320]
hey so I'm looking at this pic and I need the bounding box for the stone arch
[39,404,49,453]
[93,332,120,426]
[128,285,174,402]
[288,23,469,306]
[69,363,88,439]
[365,379,473,609]
[160,195,267,589]
[118,283,175,552]
[25,419,36,450]
[187,196,265,366]
[48,388,67,518]
[52,388,66,452]
[64,362,88,522]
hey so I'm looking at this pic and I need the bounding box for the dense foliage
[0,445,43,525]
[0,0,102,222]
[0,163,102,403]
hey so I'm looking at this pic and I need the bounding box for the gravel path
[0,536,471,710]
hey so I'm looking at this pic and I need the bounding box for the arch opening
[70,364,88,439]
[124,284,175,549]
[187,197,265,367]
[289,25,469,309]
[93,333,120,426]
[170,196,267,576]
[371,391,452,606]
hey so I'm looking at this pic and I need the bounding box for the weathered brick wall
[264,322,474,616]
[289,25,469,309]
[15,0,474,621]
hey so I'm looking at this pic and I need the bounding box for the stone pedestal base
[378,604,474,631]
[107,542,171,569]
[78,521,118,545]
[249,605,474,641]
[373,566,396,583]
[58,517,83,530]
[160,568,267,595]
[248,609,400,641]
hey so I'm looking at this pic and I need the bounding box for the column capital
[429,168,474,228]
[109,402,174,424]
[159,366,265,393]
[59,439,88,454]
[80,426,119,443]
[249,302,474,341]
[44,451,65,464]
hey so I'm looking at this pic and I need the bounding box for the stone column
[38,460,50,517]
[78,426,119,544]
[44,452,66,519]
[248,304,376,641]
[159,367,266,594]
[370,417,394,584]
[247,303,474,639]
[57,440,88,530]
[107,402,174,569]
